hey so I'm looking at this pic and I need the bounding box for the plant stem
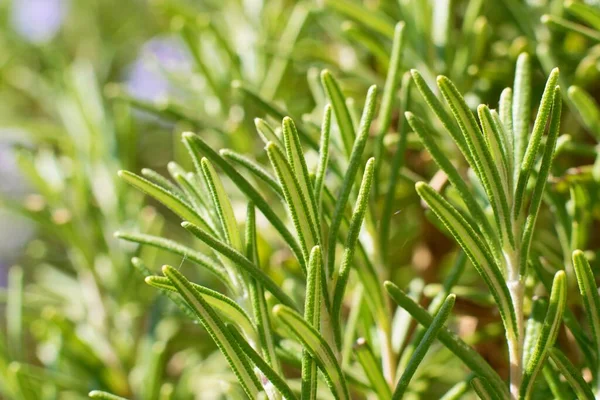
[506,249,524,400]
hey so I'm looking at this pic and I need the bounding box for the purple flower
[125,36,192,102]
[11,0,66,44]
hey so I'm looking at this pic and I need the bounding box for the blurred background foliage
[1,0,600,399]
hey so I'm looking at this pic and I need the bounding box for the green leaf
[542,14,600,42]
[273,305,350,400]
[302,246,323,400]
[520,270,567,398]
[254,117,281,145]
[520,87,562,273]
[568,86,600,139]
[161,266,262,398]
[410,69,472,170]
[326,84,378,277]
[380,72,412,260]
[314,104,332,219]
[140,168,184,198]
[182,221,298,310]
[513,68,560,220]
[415,182,516,337]
[115,231,230,286]
[245,203,280,374]
[522,298,548,369]
[374,22,406,191]
[324,0,395,38]
[332,158,375,346]
[549,348,595,400]
[439,379,471,400]
[470,377,502,400]
[282,117,320,242]
[572,250,600,372]
[566,0,600,30]
[118,170,216,235]
[232,82,319,151]
[512,53,532,170]
[384,281,508,398]
[321,70,356,157]
[201,158,242,251]
[145,275,257,342]
[355,338,392,400]
[227,325,298,400]
[406,112,498,254]
[392,294,455,399]
[499,88,514,154]
[478,105,511,197]
[182,132,305,268]
[266,141,319,264]
[437,75,513,247]
[89,391,128,400]
[220,149,284,199]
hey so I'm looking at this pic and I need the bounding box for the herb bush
[1,1,600,399]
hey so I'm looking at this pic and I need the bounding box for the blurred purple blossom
[125,36,192,102]
[11,0,66,44]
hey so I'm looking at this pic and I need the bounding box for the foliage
[2,1,600,400]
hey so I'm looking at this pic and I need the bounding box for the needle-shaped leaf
[267,141,319,264]
[549,348,595,400]
[513,53,532,169]
[410,70,471,166]
[439,379,471,400]
[384,281,508,398]
[542,14,600,42]
[161,265,262,398]
[118,170,215,235]
[314,105,332,218]
[182,132,305,268]
[140,168,184,198]
[407,112,498,254]
[568,86,600,139]
[145,276,257,341]
[572,250,600,367]
[415,182,516,337]
[520,270,567,398]
[220,149,284,199]
[321,70,356,157]
[227,326,298,400]
[131,257,197,321]
[332,158,374,346]
[254,118,281,145]
[245,203,280,373]
[566,0,600,29]
[522,298,548,369]
[354,338,391,400]
[273,305,350,400]
[380,72,412,260]
[326,85,378,276]
[373,22,405,190]
[182,221,297,310]
[513,68,560,220]
[499,88,514,153]
[115,231,230,286]
[470,377,502,400]
[302,246,323,400]
[89,391,128,400]
[437,75,513,246]
[478,105,511,196]
[392,294,455,399]
[520,86,561,273]
[201,158,242,251]
[282,117,320,241]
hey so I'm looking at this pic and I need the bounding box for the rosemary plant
[5,1,600,400]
